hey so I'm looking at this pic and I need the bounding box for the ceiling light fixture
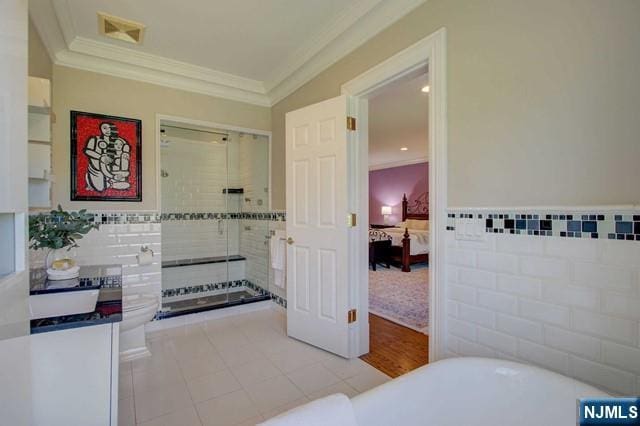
[400,147,408,151]
[421,85,430,93]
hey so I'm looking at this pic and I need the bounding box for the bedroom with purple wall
[369,162,428,225]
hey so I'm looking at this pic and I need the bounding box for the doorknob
[287,237,294,245]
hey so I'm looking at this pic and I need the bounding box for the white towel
[270,230,286,289]
[258,394,358,426]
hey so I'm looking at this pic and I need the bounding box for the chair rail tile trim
[446,210,640,241]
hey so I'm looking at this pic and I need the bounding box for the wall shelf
[28,76,52,210]
[0,214,16,277]
[28,105,51,115]
[29,139,51,145]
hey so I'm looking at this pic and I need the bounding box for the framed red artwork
[70,111,142,202]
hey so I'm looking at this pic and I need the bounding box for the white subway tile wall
[237,133,270,214]
[445,219,640,395]
[162,219,240,261]
[160,135,236,213]
[267,220,286,301]
[162,261,245,292]
[240,219,270,293]
[160,128,273,305]
[30,221,162,299]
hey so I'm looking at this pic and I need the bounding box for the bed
[369,193,429,272]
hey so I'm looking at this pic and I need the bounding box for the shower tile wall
[162,219,239,262]
[267,218,287,304]
[161,133,240,299]
[161,135,239,214]
[161,262,245,299]
[238,133,271,294]
[237,133,269,213]
[160,129,272,303]
[240,219,269,292]
[29,215,162,300]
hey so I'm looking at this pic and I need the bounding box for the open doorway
[283,29,446,369]
[360,71,430,377]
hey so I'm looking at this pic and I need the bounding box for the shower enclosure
[159,121,271,317]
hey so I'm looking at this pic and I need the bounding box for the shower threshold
[157,290,270,319]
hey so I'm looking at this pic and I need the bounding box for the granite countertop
[30,265,123,334]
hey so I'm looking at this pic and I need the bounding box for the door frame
[341,28,447,361]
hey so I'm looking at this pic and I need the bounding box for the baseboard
[271,300,286,314]
[119,346,151,363]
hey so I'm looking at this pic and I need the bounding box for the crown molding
[267,0,428,105]
[29,0,427,107]
[54,47,272,106]
[369,157,428,171]
[68,37,266,95]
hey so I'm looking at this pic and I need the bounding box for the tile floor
[119,308,391,426]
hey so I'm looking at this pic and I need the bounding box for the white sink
[29,290,100,320]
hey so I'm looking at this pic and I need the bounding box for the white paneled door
[285,95,351,357]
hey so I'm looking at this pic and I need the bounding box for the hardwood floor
[360,313,428,378]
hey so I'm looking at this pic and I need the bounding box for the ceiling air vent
[98,12,145,44]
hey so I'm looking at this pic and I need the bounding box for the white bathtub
[261,357,614,425]
[351,357,611,426]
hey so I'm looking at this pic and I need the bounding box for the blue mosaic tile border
[161,278,287,308]
[94,212,161,224]
[447,211,640,241]
[270,294,287,308]
[79,275,122,289]
[34,211,287,224]
[38,212,161,224]
[161,279,265,298]
[160,211,286,221]
[243,212,286,221]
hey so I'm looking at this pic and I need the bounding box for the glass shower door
[159,124,231,315]
[159,123,272,316]
[223,132,240,303]
[236,132,271,303]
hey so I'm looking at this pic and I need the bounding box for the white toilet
[119,293,159,362]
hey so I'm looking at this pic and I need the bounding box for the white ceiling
[29,0,427,106]
[64,0,358,81]
[368,72,428,169]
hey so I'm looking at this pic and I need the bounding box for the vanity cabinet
[29,265,123,426]
[31,323,120,426]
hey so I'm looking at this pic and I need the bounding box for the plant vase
[45,248,80,280]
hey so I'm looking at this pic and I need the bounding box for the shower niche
[159,121,271,317]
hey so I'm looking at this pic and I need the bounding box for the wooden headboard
[402,192,429,221]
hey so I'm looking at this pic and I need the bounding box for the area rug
[369,267,429,334]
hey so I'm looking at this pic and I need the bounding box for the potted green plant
[29,205,100,279]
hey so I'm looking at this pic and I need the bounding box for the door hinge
[347,116,356,131]
[348,309,357,324]
[347,213,357,227]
